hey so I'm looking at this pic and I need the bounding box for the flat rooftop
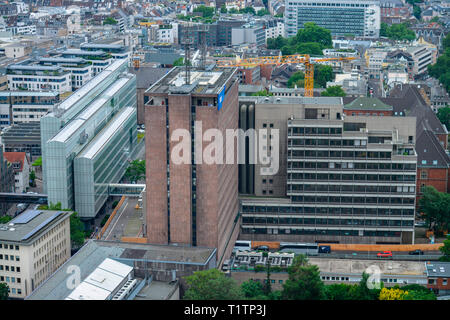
[26,240,216,300]
[134,281,178,300]
[239,96,343,105]
[146,66,236,95]
[0,209,71,244]
[308,258,427,276]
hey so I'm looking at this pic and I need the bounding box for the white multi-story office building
[6,65,71,94]
[0,209,72,299]
[284,0,380,38]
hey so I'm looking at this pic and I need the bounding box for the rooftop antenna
[181,22,194,85]
[198,24,208,70]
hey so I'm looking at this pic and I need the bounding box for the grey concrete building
[238,96,417,244]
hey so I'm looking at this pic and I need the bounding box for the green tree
[239,7,256,15]
[183,269,244,300]
[228,8,239,14]
[403,290,436,300]
[220,4,227,13]
[103,17,118,25]
[257,9,270,16]
[125,160,146,183]
[295,42,324,55]
[324,283,355,300]
[321,85,347,97]
[0,283,8,300]
[241,280,266,299]
[281,255,324,300]
[353,272,383,300]
[436,106,450,130]
[70,212,85,248]
[315,65,333,88]
[193,5,215,18]
[251,89,273,96]
[419,186,450,234]
[413,5,422,20]
[440,235,450,262]
[380,22,389,37]
[385,23,416,41]
[287,71,305,88]
[295,22,332,49]
[0,215,12,224]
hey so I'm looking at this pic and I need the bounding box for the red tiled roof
[3,152,27,172]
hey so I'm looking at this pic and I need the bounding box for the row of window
[0,244,19,250]
[288,161,416,171]
[242,228,402,237]
[241,206,415,216]
[288,172,416,182]
[0,276,21,284]
[242,217,413,227]
[289,138,368,147]
[0,265,20,272]
[0,254,20,261]
[288,127,342,135]
[290,195,415,205]
[289,184,415,194]
[287,149,392,159]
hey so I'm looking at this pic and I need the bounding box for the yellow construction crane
[217,54,356,97]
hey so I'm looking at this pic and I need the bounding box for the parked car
[409,249,424,255]
[254,245,269,252]
[377,251,393,258]
[318,245,331,253]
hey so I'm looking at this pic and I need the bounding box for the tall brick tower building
[144,67,240,265]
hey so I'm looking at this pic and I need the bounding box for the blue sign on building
[218,85,226,111]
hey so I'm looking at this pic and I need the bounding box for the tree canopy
[183,269,244,300]
[440,235,450,262]
[267,23,332,56]
[193,5,215,18]
[125,159,146,183]
[0,283,8,300]
[419,186,450,234]
[281,255,325,300]
[380,22,416,41]
[428,33,450,93]
[436,106,450,130]
[321,85,346,97]
[287,64,333,89]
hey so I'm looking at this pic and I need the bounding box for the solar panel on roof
[21,212,62,241]
[11,210,42,224]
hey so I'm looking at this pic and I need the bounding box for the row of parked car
[376,249,424,258]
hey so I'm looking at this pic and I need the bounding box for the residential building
[285,0,380,38]
[3,152,29,193]
[426,262,450,296]
[238,96,417,244]
[6,65,71,94]
[41,59,138,223]
[0,209,72,299]
[144,66,240,266]
[264,20,285,42]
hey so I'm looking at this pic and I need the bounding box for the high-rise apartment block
[285,0,380,38]
[239,96,417,244]
[144,66,240,265]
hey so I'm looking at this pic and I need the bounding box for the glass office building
[74,107,137,218]
[41,59,137,220]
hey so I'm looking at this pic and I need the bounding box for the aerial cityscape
[0,0,449,307]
